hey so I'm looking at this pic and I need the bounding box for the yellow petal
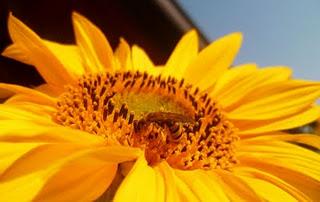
[113,156,158,202]
[157,162,180,201]
[35,146,141,201]
[35,84,63,97]
[2,44,32,65]
[0,83,56,106]
[2,41,85,81]
[175,169,230,201]
[162,30,198,79]
[237,141,320,180]
[72,12,114,73]
[239,156,320,201]
[240,132,320,149]
[0,103,54,123]
[258,65,292,81]
[117,161,207,202]
[152,166,166,202]
[239,176,297,202]
[89,146,142,163]
[43,40,85,77]
[114,38,132,71]
[214,169,263,201]
[6,13,75,86]
[35,161,116,202]
[0,166,50,201]
[228,80,320,120]
[4,94,55,107]
[0,142,43,175]
[184,32,242,89]
[172,171,199,202]
[210,63,257,97]
[0,146,119,201]
[148,66,164,76]
[214,66,292,109]
[236,106,320,134]
[233,167,311,201]
[131,45,155,71]
[0,143,92,181]
[0,120,104,144]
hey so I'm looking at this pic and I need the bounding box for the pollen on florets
[54,71,239,170]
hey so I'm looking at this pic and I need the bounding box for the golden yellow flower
[1,12,320,201]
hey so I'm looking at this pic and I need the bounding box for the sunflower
[0,12,320,202]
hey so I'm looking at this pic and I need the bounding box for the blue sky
[178,0,320,80]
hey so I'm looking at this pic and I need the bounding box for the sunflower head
[55,69,239,170]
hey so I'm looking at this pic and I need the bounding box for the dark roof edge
[153,0,209,48]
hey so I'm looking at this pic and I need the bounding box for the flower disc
[55,71,239,170]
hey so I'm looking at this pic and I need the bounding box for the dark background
[0,0,207,87]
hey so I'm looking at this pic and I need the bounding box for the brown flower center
[54,71,239,170]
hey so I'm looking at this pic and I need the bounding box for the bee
[144,112,193,124]
[137,112,194,141]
